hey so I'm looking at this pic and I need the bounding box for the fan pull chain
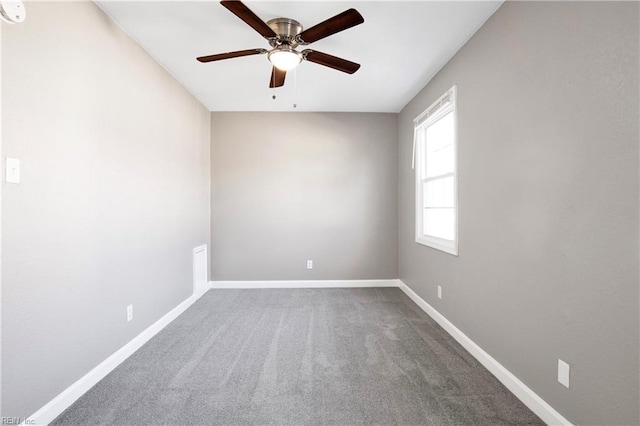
[271,69,276,100]
[271,74,276,100]
[293,67,298,109]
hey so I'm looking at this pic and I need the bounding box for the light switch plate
[5,157,20,183]
[558,359,570,388]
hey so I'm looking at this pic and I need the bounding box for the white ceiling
[96,1,502,112]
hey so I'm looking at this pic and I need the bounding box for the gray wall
[0,7,4,417]
[211,112,397,281]
[398,2,639,425]
[1,2,210,418]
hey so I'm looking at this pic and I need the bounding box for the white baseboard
[397,280,571,426]
[26,278,569,426]
[26,290,206,426]
[209,279,400,289]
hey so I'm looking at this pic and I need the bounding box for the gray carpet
[51,288,543,425]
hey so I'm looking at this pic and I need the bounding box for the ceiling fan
[197,1,364,88]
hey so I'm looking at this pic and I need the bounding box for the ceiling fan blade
[220,1,277,39]
[269,67,286,88]
[296,9,364,44]
[197,48,266,63]
[303,50,360,74]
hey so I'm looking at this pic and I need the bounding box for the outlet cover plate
[558,359,570,388]
[5,157,20,183]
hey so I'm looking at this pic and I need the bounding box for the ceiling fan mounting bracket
[266,18,303,49]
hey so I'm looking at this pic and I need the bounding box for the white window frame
[413,85,458,256]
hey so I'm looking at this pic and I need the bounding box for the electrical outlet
[5,157,20,184]
[437,285,442,299]
[306,260,313,269]
[126,305,133,322]
[558,359,570,388]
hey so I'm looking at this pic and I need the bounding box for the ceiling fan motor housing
[267,18,303,48]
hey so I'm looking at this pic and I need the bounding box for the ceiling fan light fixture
[197,1,364,88]
[268,46,302,71]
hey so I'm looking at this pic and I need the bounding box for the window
[413,86,458,255]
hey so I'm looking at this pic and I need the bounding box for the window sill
[415,235,458,256]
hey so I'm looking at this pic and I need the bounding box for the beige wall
[398,2,639,424]
[1,1,210,418]
[211,112,397,281]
